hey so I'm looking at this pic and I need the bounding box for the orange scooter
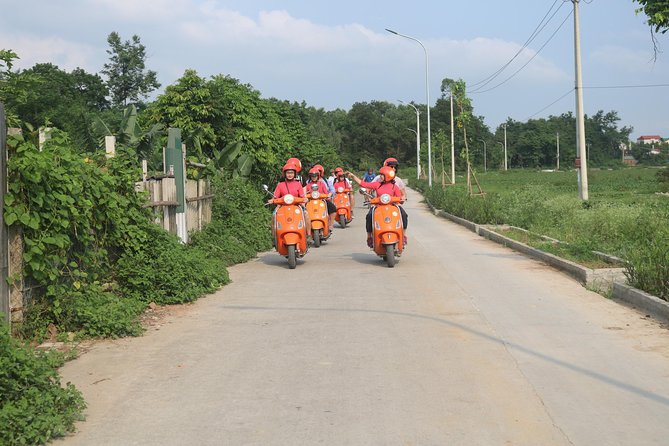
[369,194,405,267]
[269,193,308,269]
[305,187,331,247]
[333,186,352,228]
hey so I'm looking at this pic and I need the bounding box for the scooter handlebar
[270,196,307,205]
[370,196,403,205]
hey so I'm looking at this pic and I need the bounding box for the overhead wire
[526,88,574,120]
[525,83,668,120]
[469,0,565,90]
[471,8,573,94]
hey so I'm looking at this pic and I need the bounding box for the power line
[526,88,573,120]
[583,83,669,89]
[471,9,573,94]
[470,0,565,90]
[524,83,668,121]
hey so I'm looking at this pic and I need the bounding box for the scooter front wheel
[287,245,297,269]
[313,229,321,247]
[385,244,395,268]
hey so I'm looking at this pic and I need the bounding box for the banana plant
[92,105,164,161]
[211,140,254,180]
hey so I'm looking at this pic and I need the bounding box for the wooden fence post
[0,104,9,325]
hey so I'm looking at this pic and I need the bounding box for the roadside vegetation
[414,168,669,300]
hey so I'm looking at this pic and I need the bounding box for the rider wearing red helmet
[348,165,408,247]
[333,167,355,217]
[270,160,311,237]
[305,166,337,229]
[373,157,406,202]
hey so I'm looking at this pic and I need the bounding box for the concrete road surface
[58,188,669,446]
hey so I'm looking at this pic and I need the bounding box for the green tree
[634,0,669,33]
[101,32,160,107]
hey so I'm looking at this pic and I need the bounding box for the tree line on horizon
[1,0,667,180]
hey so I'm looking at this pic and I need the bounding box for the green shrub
[191,177,272,265]
[115,226,229,305]
[0,320,85,445]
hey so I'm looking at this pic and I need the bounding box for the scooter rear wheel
[339,214,347,228]
[287,245,297,269]
[385,244,395,268]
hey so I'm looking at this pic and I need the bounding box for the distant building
[623,155,637,166]
[637,135,662,144]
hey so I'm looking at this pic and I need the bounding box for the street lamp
[479,139,487,172]
[386,28,432,187]
[399,100,420,180]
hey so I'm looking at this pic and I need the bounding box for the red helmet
[379,166,396,182]
[384,157,399,167]
[283,162,298,173]
[334,167,344,176]
[314,164,325,176]
[308,167,320,176]
[287,157,302,173]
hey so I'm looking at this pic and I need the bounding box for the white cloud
[87,0,192,21]
[0,34,97,72]
[590,45,658,73]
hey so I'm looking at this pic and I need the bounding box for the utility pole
[556,131,560,171]
[503,123,508,171]
[450,91,455,184]
[573,0,589,200]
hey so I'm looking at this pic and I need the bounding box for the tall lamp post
[399,100,420,180]
[386,28,432,187]
[479,139,487,173]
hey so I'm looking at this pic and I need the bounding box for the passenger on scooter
[373,158,407,202]
[362,167,376,182]
[305,167,336,230]
[333,167,354,217]
[348,166,408,248]
[269,161,311,236]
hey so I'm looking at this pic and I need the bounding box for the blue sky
[1,0,667,139]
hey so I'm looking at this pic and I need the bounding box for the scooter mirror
[262,184,269,191]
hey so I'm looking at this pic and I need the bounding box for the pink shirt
[305,180,329,194]
[273,180,305,198]
[333,178,352,192]
[359,180,403,198]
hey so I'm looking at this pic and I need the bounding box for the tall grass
[414,168,669,300]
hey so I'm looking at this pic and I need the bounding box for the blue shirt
[363,172,376,182]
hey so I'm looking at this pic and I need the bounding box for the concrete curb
[477,226,626,293]
[418,189,669,322]
[612,282,669,322]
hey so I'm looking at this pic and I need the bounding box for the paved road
[58,188,669,445]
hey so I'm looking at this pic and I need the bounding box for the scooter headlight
[311,191,319,199]
[283,194,295,205]
[380,194,391,204]
[337,187,344,193]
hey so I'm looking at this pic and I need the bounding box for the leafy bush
[0,319,85,445]
[190,176,272,265]
[115,226,229,305]
[658,168,669,193]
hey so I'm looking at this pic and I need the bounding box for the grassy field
[410,167,669,300]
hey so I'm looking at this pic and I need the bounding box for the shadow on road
[350,252,386,266]
[220,303,669,408]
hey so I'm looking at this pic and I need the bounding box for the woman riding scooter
[333,167,354,216]
[269,161,311,237]
[305,167,336,231]
[348,166,408,248]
